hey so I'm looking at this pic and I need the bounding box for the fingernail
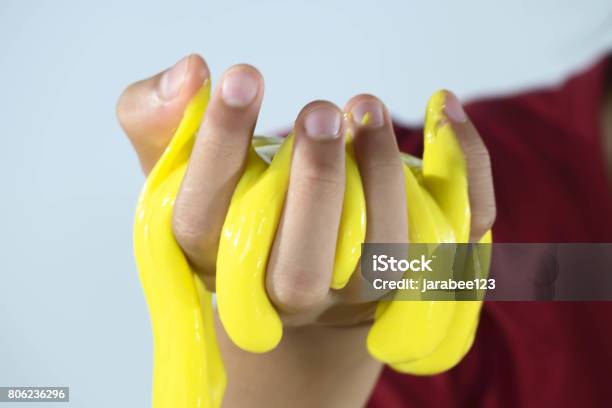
[221,67,259,108]
[444,91,468,123]
[304,106,342,140]
[159,56,190,101]
[351,99,384,127]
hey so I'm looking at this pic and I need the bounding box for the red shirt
[369,54,612,407]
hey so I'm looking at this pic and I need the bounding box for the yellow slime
[134,82,225,408]
[134,84,491,407]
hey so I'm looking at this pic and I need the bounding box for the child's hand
[116,53,495,407]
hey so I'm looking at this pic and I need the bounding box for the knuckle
[269,267,329,312]
[465,136,491,165]
[198,131,247,170]
[172,210,208,255]
[472,204,497,237]
[115,85,133,131]
[470,149,492,172]
[363,158,402,179]
[294,168,344,200]
[200,133,237,159]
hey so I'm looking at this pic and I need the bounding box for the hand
[116,53,495,407]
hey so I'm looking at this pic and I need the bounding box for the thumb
[116,54,209,174]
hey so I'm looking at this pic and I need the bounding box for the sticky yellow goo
[134,83,492,407]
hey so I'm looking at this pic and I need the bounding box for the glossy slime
[134,84,492,407]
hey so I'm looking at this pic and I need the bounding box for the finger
[116,54,209,174]
[172,64,264,277]
[350,95,408,243]
[266,101,346,313]
[443,91,496,242]
[340,95,409,301]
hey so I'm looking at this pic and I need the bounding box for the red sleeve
[368,53,612,408]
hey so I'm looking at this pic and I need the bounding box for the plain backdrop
[1,0,611,406]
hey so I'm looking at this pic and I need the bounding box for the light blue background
[1,0,611,406]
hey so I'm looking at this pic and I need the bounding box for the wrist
[216,313,383,408]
